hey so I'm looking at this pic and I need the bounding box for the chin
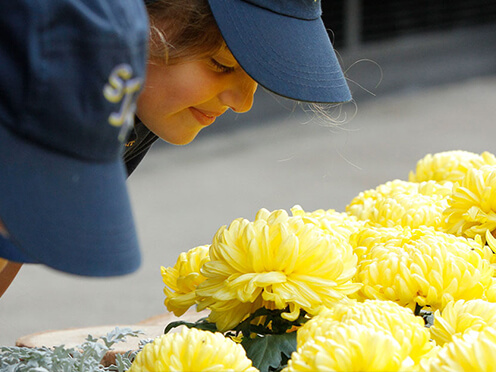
[162,131,200,146]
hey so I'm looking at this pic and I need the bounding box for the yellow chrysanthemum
[346,180,451,230]
[353,226,494,311]
[195,209,361,331]
[283,321,415,372]
[350,224,416,262]
[290,205,365,243]
[444,165,496,242]
[429,299,496,346]
[161,245,210,316]
[128,327,257,372]
[297,300,435,364]
[483,230,496,267]
[347,180,418,221]
[421,327,496,372]
[469,231,496,271]
[409,150,496,183]
[484,278,496,302]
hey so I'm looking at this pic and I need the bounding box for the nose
[219,70,258,113]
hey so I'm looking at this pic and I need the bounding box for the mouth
[189,107,222,127]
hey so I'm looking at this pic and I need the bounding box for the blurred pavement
[1,74,496,345]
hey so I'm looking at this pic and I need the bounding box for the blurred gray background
[2,2,496,345]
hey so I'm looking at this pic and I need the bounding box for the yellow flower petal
[297,299,435,365]
[128,327,258,372]
[161,245,210,316]
[409,150,496,183]
[196,208,360,331]
[444,166,496,242]
[429,299,496,346]
[351,225,493,311]
[347,180,451,230]
[421,327,496,372]
[285,322,415,372]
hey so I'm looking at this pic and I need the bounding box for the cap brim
[0,124,141,277]
[208,0,352,103]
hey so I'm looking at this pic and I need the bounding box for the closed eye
[209,58,236,74]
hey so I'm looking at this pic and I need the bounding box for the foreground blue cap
[0,0,149,276]
[208,0,352,103]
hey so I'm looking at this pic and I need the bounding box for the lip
[189,107,221,126]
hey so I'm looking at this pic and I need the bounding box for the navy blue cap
[208,0,352,103]
[0,0,149,276]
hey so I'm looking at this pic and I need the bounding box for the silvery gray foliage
[0,327,143,372]
[109,338,153,372]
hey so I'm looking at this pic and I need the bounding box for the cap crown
[0,0,149,162]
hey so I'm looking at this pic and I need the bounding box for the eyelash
[209,58,235,73]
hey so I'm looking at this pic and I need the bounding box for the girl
[0,0,351,297]
[124,0,352,175]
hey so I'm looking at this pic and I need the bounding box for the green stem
[414,303,422,316]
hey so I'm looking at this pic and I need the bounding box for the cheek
[165,71,222,106]
[137,71,178,115]
[137,66,218,117]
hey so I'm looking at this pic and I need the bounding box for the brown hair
[146,0,225,64]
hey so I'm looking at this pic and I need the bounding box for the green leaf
[164,317,218,334]
[233,307,308,337]
[242,332,297,372]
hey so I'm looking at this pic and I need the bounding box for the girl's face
[136,47,258,145]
